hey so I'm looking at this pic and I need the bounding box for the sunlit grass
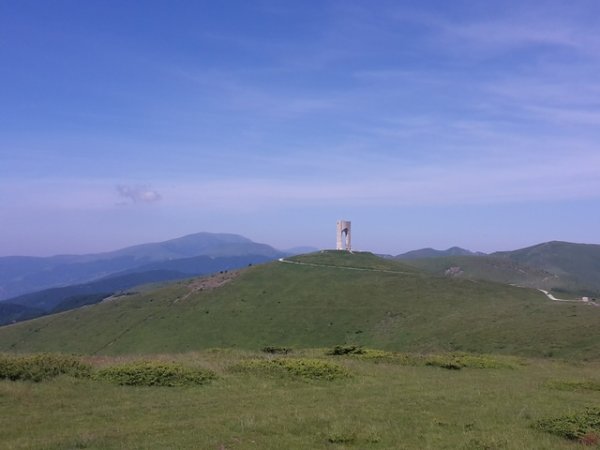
[0,349,598,449]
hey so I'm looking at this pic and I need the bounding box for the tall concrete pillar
[336,220,351,251]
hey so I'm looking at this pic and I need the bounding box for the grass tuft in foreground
[534,408,600,444]
[0,353,91,382]
[94,361,216,387]
[233,357,350,381]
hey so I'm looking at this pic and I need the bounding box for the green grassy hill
[493,241,600,294]
[398,241,600,298]
[0,251,598,360]
[400,255,580,293]
[0,254,276,326]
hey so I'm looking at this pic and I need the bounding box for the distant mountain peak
[0,232,283,301]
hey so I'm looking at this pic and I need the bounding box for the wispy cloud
[150,147,600,209]
[116,185,162,204]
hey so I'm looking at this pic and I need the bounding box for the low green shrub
[235,358,350,381]
[327,345,396,359]
[423,353,511,370]
[546,380,600,392]
[424,356,462,370]
[0,353,91,382]
[534,408,600,443]
[327,345,365,355]
[95,361,216,387]
[327,347,513,369]
[355,348,395,360]
[326,429,356,444]
[262,346,292,355]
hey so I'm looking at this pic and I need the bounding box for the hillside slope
[492,241,600,293]
[0,255,276,325]
[0,251,598,360]
[0,302,45,326]
[398,241,600,297]
[401,255,572,290]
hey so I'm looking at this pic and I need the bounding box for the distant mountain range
[396,241,600,297]
[0,233,296,325]
[0,233,283,300]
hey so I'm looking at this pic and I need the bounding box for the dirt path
[537,289,598,306]
[177,270,240,303]
[278,258,416,275]
[537,289,577,302]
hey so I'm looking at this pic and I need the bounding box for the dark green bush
[327,347,513,369]
[327,345,365,355]
[534,408,600,443]
[547,380,600,392]
[95,361,216,387]
[327,431,356,444]
[0,353,91,382]
[235,358,350,381]
[422,353,512,370]
[262,346,292,355]
[425,357,462,370]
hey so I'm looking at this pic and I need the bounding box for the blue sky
[1,0,599,256]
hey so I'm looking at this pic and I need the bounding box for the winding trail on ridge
[537,289,596,306]
[277,257,416,275]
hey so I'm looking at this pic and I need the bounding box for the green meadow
[1,350,599,449]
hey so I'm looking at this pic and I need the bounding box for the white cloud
[116,185,162,204]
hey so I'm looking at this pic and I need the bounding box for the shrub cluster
[547,380,600,392]
[326,346,514,369]
[423,353,511,370]
[262,346,292,355]
[0,353,91,382]
[534,408,600,444]
[235,358,350,381]
[95,361,216,387]
[327,345,365,356]
[354,349,396,360]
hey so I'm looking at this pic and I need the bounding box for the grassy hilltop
[1,251,598,360]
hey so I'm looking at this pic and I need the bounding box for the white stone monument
[336,220,351,251]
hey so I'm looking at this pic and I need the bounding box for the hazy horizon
[1,227,597,259]
[2,1,599,256]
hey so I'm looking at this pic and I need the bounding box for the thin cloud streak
[2,147,598,211]
[116,185,162,204]
[152,150,600,208]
